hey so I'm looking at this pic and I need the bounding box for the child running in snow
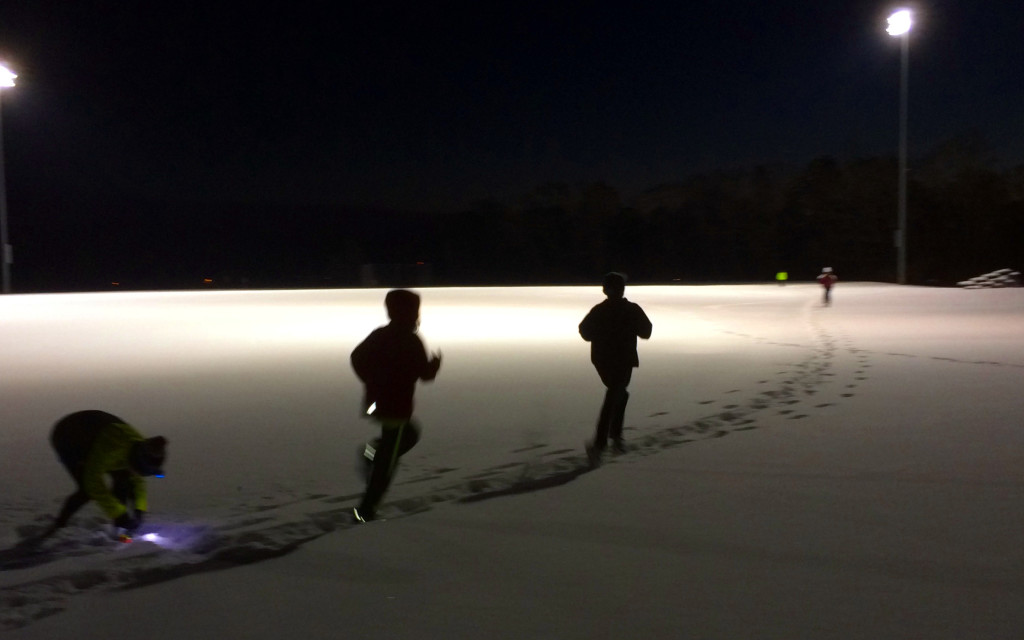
[350,289,441,522]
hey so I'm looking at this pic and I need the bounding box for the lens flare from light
[0,64,15,88]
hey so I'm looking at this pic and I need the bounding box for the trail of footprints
[3,316,873,631]
[8,307,1024,631]
[676,318,869,442]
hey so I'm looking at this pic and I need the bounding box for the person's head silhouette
[602,272,627,299]
[385,289,420,329]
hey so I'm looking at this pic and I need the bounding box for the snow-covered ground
[2,283,1022,638]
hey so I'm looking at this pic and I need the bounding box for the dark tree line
[434,137,1022,286]
[11,136,1024,292]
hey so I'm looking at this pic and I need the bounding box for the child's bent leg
[358,421,408,518]
[53,490,90,529]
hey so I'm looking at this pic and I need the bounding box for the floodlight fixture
[885,10,912,284]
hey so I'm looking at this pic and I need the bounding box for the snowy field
[1,283,1022,638]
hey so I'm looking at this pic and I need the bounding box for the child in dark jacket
[350,289,441,522]
[579,272,652,463]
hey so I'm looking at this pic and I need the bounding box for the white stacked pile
[957,268,1021,288]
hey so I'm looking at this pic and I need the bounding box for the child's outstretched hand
[427,350,442,378]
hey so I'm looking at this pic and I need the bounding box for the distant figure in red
[350,289,441,522]
[817,267,838,305]
[579,272,652,464]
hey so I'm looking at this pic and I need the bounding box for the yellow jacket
[82,422,149,519]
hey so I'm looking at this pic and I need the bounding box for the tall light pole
[0,63,15,294]
[887,9,912,285]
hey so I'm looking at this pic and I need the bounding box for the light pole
[887,9,912,285]
[0,63,15,294]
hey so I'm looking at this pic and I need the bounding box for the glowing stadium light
[0,62,14,293]
[886,8,913,284]
[0,64,15,88]
[886,9,912,36]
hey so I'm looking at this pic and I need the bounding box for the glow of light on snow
[414,286,726,346]
[886,9,912,36]
[418,303,583,343]
[0,287,740,382]
[137,530,198,550]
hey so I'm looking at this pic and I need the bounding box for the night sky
[0,1,1021,288]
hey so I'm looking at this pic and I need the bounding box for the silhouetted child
[817,267,838,305]
[45,410,167,538]
[579,272,652,464]
[350,289,441,522]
